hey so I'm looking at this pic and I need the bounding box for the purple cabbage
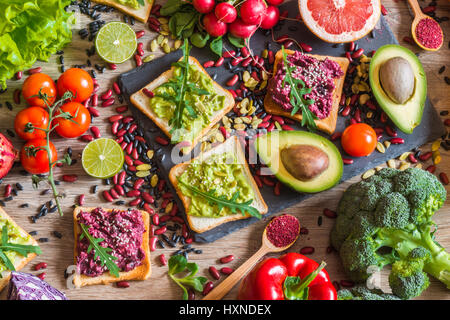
[7,272,67,300]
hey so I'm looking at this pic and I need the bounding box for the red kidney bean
[341,105,351,116]
[37,272,46,280]
[109,63,117,70]
[4,184,11,197]
[220,255,234,264]
[444,119,450,126]
[348,41,355,52]
[300,246,315,255]
[87,107,100,117]
[345,52,353,63]
[283,40,294,49]
[381,4,388,15]
[110,188,120,200]
[422,6,436,13]
[419,151,432,161]
[340,280,355,288]
[34,262,48,271]
[408,153,418,164]
[155,136,169,146]
[300,227,309,235]
[202,281,214,296]
[343,158,354,165]
[241,57,252,67]
[93,84,100,92]
[253,175,263,188]
[62,174,78,182]
[103,190,114,202]
[90,94,98,107]
[117,129,127,138]
[113,82,121,95]
[426,165,436,173]
[267,122,275,132]
[281,125,294,131]
[268,50,274,64]
[135,54,142,67]
[351,48,364,59]
[272,116,284,125]
[118,171,126,185]
[142,88,154,98]
[220,267,234,275]
[159,254,167,266]
[152,214,159,226]
[142,192,155,204]
[223,50,235,58]
[133,178,144,190]
[323,208,337,218]
[274,182,281,196]
[90,126,101,139]
[114,184,125,196]
[128,124,138,134]
[226,74,238,86]
[111,121,120,135]
[209,266,220,280]
[143,203,154,215]
[299,42,312,52]
[101,89,113,100]
[213,57,224,67]
[127,190,141,198]
[109,115,123,123]
[28,67,42,74]
[240,46,249,58]
[354,108,361,122]
[116,281,130,288]
[330,132,342,141]
[385,125,397,137]
[78,194,85,206]
[15,71,23,80]
[154,226,167,235]
[136,30,145,39]
[231,57,243,66]
[14,89,21,104]
[366,100,377,111]
[102,98,115,107]
[130,197,141,207]
[81,134,94,142]
[440,172,449,185]
[137,42,144,56]
[203,60,214,68]
[149,236,158,252]
[148,23,160,33]
[185,237,193,244]
[170,203,179,216]
[389,138,404,144]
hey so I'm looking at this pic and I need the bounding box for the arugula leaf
[0,225,41,271]
[137,0,145,6]
[281,46,317,131]
[210,36,223,57]
[178,180,262,219]
[227,34,246,48]
[79,224,120,278]
[160,0,185,16]
[168,255,207,300]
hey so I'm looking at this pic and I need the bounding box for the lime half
[95,21,137,64]
[82,138,124,179]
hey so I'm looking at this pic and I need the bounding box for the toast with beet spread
[72,207,151,288]
[169,136,268,233]
[130,56,235,154]
[0,208,39,292]
[264,49,349,135]
[91,0,153,23]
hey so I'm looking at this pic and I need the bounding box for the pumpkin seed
[165,201,173,214]
[234,123,246,131]
[387,159,396,168]
[366,111,373,119]
[216,132,224,142]
[375,166,383,171]
[383,140,391,149]
[174,39,182,49]
[242,71,251,83]
[433,152,442,164]
[234,117,243,124]
[136,164,151,171]
[259,80,268,90]
[156,35,164,44]
[136,170,150,177]
[398,152,410,161]
[362,169,375,179]
[415,163,423,169]
[359,94,370,105]
[376,142,385,153]
[261,49,268,59]
[150,174,158,187]
[150,39,158,52]
[158,17,169,24]
[163,43,171,54]
[399,162,410,171]
[241,116,251,124]
[431,140,441,152]
[147,150,154,159]
[143,54,155,63]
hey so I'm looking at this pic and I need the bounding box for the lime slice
[82,138,124,179]
[95,22,137,64]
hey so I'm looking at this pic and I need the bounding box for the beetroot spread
[269,52,344,119]
[76,207,146,277]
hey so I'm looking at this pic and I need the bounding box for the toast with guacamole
[92,0,153,22]
[72,207,151,288]
[264,49,349,135]
[169,136,268,233]
[131,56,235,153]
[0,208,40,292]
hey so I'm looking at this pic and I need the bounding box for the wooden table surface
[0,0,449,300]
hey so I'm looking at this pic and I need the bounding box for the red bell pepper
[237,252,337,300]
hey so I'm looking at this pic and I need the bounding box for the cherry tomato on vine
[52,102,91,138]
[57,68,93,102]
[20,139,57,174]
[341,123,377,157]
[14,106,49,141]
[22,73,57,107]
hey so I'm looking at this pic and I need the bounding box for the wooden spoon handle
[203,246,269,300]
[407,0,425,18]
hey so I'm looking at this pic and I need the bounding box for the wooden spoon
[203,215,300,300]
[407,0,443,51]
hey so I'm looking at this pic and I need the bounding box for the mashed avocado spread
[149,63,226,143]
[179,153,254,218]
[115,0,143,9]
[0,217,34,274]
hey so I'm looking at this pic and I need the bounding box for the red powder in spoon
[415,18,443,49]
[266,214,300,247]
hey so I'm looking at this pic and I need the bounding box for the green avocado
[369,44,427,134]
[255,131,343,193]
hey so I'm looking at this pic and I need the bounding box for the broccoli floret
[337,285,401,300]
[331,168,450,299]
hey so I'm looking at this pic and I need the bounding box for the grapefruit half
[299,0,381,43]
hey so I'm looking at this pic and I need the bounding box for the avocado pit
[379,56,415,104]
[280,144,329,181]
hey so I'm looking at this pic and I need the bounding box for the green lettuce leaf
[0,0,75,89]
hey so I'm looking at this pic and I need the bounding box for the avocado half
[369,44,427,134]
[255,131,343,193]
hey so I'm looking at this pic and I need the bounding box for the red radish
[260,5,279,29]
[215,2,237,23]
[266,0,284,6]
[229,18,258,38]
[203,12,228,37]
[192,0,215,14]
[240,0,267,25]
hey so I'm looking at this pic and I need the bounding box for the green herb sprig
[79,224,120,278]
[0,225,41,272]
[168,254,207,300]
[154,39,210,143]
[281,46,317,131]
[178,180,262,219]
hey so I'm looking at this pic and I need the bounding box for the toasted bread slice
[130,56,235,153]
[72,207,151,288]
[264,49,349,135]
[169,136,268,233]
[92,0,153,23]
[0,208,39,292]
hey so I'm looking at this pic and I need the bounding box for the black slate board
[118,1,446,243]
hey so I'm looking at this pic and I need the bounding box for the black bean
[52,231,63,239]
[172,249,182,256]
[318,216,323,226]
[438,66,446,74]
[6,101,13,111]
[49,206,58,213]
[38,238,49,243]
[445,76,450,85]
[115,200,125,205]
[194,249,203,254]
[4,196,13,202]
[19,203,29,208]
[0,200,5,207]
[440,110,449,116]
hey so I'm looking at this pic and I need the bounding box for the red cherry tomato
[22,73,57,107]
[14,106,49,141]
[52,102,91,138]
[57,68,93,102]
[20,139,57,174]
[341,123,377,157]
